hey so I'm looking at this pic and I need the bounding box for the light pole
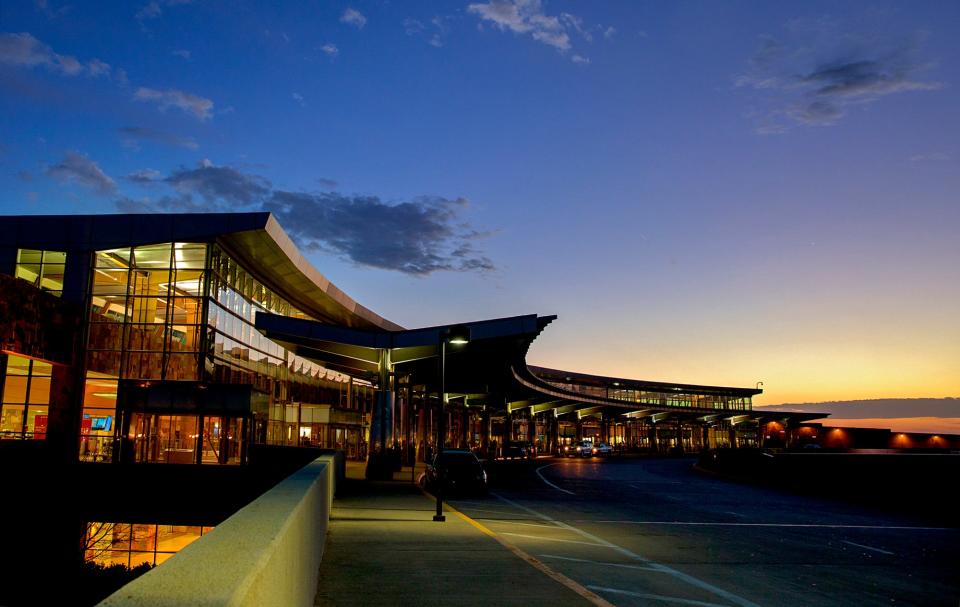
[434,324,470,523]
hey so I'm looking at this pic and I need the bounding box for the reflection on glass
[0,355,53,439]
[84,522,213,569]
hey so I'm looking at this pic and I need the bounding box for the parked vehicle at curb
[502,441,534,460]
[418,449,488,496]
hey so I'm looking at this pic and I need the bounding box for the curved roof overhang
[216,214,401,330]
[0,212,400,331]
[254,312,556,386]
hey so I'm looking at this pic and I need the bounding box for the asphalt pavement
[447,456,960,607]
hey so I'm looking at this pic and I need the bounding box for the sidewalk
[314,471,593,606]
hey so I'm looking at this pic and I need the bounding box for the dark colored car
[418,449,488,496]
[501,442,534,459]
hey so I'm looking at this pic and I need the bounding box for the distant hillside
[757,398,960,419]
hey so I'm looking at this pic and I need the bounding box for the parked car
[418,449,488,496]
[562,441,594,457]
[502,442,534,459]
[590,442,613,456]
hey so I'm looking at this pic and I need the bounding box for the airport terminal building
[6,212,959,581]
[0,212,811,472]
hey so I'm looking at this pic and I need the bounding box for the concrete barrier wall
[99,453,341,607]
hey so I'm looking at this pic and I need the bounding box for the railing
[98,453,341,607]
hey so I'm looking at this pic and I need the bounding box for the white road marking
[585,521,952,530]
[539,554,660,572]
[589,586,730,607]
[493,493,763,607]
[841,540,895,555]
[536,464,576,495]
[500,532,607,547]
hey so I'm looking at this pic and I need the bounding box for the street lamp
[434,324,470,522]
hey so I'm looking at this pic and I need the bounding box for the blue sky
[2,0,959,405]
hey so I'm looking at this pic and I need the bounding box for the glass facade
[15,248,66,296]
[206,246,373,456]
[84,522,214,568]
[541,378,752,411]
[0,354,52,440]
[81,241,372,463]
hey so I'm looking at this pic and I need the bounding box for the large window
[15,249,66,296]
[79,370,117,461]
[0,354,52,440]
[87,242,206,382]
[84,522,213,568]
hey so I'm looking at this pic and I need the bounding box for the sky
[1,0,958,408]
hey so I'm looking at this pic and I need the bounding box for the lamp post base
[432,514,446,522]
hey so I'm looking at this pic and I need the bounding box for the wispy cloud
[34,0,70,19]
[292,92,306,107]
[736,21,942,133]
[0,32,113,78]
[46,151,117,195]
[118,126,199,150]
[136,0,193,22]
[112,161,495,275]
[340,8,367,29]
[134,87,214,120]
[320,43,339,57]
[910,152,951,163]
[571,54,589,65]
[468,0,602,63]
[404,16,452,48]
[172,49,191,60]
[126,168,163,183]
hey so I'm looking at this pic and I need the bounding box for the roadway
[448,456,959,607]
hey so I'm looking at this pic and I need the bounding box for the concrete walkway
[314,473,593,606]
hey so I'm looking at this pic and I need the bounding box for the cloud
[0,32,112,77]
[340,8,367,29]
[468,0,603,62]
[172,49,191,60]
[603,26,615,40]
[404,16,451,48]
[34,0,70,18]
[136,2,162,20]
[112,161,495,275]
[736,24,942,133]
[263,192,495,274]
[910,152,951,163]
[317,177,338,189]
[136,0,192,21]
[134,87,214,120]
[46,151,117,195]
[126,168,163,183]
[320,43,338,57]
[469,0,571,51]
[560,13,591,42]
[292,92,306,106]
[165,159,271,204]
[118,126,199,150]
[787,100,844,125]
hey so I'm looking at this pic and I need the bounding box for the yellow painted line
[420,490,615,607]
